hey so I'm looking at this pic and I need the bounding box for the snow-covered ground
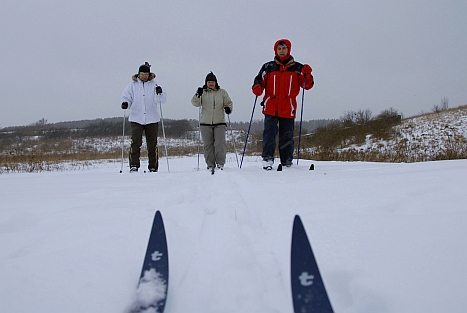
[346,106,467,161]
[1,155,466,313]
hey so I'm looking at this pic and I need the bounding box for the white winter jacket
[121,74,167,125]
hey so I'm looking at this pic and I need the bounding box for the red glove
[252,84,263,96]
[301,64,313,89]
[302,64,312,74]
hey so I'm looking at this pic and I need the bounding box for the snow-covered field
[1,155,466,313]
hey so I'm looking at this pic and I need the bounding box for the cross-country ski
[276,163,314,171]
[127,211,169,313]
[291,215,334,313]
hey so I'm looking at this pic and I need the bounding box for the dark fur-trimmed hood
[132,73,156,82]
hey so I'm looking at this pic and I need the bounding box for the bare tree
[441,97,449,111]
[34,118,48,126]
[432,97,449,113]
[355,109,372,124]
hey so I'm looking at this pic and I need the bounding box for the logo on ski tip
[299,272,315,286]
[151,251,163,261]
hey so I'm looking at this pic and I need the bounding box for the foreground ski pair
[128,211,333,313]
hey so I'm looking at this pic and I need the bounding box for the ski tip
[309,163,315,170]
[154,210,164,224]
[155,210,163,220]
[292,214,306,233]
[293,214,301,225]
[277,164,283,171]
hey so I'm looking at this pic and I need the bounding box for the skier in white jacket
[121,62,167,173]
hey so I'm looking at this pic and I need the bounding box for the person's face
[139,73,149,81]
[206,81,216,89]
[277,45,288,58]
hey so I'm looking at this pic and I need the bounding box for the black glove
[121,102,128,109]
[224,107,231,115]
[196,87,203,97]
[155,86,162,95]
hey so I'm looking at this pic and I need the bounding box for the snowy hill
[1,156,466,313]
[344,106,467,161]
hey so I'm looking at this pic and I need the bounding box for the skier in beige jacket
[191,72,233,171]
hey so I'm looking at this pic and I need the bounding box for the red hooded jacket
[252,39,314,119]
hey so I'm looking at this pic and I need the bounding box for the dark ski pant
[200,124,227,168]
[129,122,159,170]
[262,115,295,166]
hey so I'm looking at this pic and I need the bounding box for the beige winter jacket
[191,87,233,125]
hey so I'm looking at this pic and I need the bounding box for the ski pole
[197,98,202,170]
[296,78,306,165]
[240,96,258,168]
[159,99,170,172]
[119,110,126,173]
[227,114,239,167]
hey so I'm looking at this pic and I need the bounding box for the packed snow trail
[162,164,299,313]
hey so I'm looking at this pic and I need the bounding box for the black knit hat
[205,71,217,84]
[138,62,151,74]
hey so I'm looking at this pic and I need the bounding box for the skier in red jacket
[252,39,314,170]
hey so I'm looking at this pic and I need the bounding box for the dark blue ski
[291,215,334,313]
[129,210,169,313]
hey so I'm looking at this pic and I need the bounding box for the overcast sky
[1,0,466,127]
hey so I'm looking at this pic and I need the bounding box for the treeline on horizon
[0,117,336,141]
